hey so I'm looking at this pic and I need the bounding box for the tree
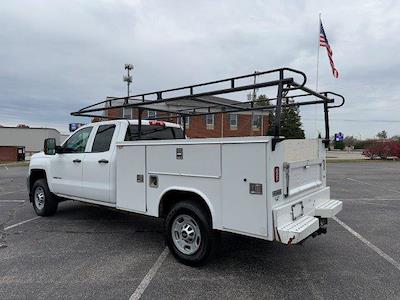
[344,136,357,147]
[254,94,269,107]
[391,135,400,142]
[264,96,305,139]
[377,130,387,139]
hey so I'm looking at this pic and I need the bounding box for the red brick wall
[106,108,269,138]
[185,114,269,138]
[0,146,18,161]
[108,108,123,118]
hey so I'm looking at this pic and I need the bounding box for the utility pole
[123,64,134,97]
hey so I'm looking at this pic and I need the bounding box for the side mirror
[44,138,57,155]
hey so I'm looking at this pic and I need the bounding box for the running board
[277,215,319,244]
[315,199,343,218]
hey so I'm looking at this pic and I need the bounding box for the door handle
[98,159,109,164]
[73,159,81,163]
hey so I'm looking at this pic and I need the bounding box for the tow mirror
[44,138,57,155]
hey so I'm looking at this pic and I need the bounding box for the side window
[125,125,178,141]
[91,125,116,152]
[63,127,93,153]
[173,128,185,139]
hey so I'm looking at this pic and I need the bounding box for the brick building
[104,96,269,138]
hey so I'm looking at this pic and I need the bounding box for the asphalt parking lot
[1,162,400,299]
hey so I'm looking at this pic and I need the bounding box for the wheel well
[29,169,47,194]
[159,190,213,227]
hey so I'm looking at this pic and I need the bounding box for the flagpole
[316,13,321,93]
[314,13,321,137]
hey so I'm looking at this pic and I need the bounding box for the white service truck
[28,119,342,265]
[28,68,345,265]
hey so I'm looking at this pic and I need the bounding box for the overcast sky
[1,0,399,138]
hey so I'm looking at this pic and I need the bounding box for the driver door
[50,126,93,198]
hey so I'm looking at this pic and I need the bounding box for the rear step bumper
[274,191,342,244]
[277,216,319,244]
[315,199,342,218]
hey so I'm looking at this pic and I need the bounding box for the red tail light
[274,166,280,182]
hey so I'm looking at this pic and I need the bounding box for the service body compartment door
[283,159,323,197]
[116,145,146,213]
[221,143,268,237]
[146,144,221,178]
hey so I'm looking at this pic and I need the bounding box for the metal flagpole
[314,13,322,137]
[316,13,321,92]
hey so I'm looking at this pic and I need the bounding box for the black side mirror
[44,138,57,155]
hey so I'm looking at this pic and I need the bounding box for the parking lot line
[346,177,400,194]
[337,198,400,201]
[333,216,400,272]
[129,247,169,300]
[0,200,26,203]
[0,190,26,197]
[4,216,40,231]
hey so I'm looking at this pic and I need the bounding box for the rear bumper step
[277,215,319,244]
[315,199,342,218]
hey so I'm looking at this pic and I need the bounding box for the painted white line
[4,216,40,231]
[337,198,400,201]
[0,190,26,197]
[333,216,400,272]
[0,200,26,203]
[346,177,400,194]
[129,247,169,300]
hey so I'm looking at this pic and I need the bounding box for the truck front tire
[165,200,218,266]
[32,179,58,216]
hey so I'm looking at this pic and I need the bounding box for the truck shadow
[54,201,330,269]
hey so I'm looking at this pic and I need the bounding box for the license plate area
[291,201,304,221]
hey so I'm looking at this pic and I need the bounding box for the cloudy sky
[1,0,399,138]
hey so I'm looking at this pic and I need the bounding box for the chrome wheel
[171,214,201,255]
[34,186,45,210]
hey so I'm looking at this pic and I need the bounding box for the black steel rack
[71,67,344,150]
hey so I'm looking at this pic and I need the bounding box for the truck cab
[28,120,184,208]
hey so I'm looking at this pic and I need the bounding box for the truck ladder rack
[71,67,345,149]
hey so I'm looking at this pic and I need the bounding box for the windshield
[125,125,184,141]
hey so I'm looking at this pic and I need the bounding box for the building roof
[0,126,60,133]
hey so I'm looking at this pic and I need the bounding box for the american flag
[320,20,339,78]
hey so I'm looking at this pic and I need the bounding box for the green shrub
[334,141,345,150]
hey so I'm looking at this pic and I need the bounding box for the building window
[205,114,214,130]
[123,107,132,119]
[147,110,157,119]
[229,114,238,130]
[181,116,190,129]
[252,114,261,130]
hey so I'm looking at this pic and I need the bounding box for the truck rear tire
[31,179,58,216]
[165,200,217,266]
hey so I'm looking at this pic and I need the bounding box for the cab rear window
[125,125,184,141]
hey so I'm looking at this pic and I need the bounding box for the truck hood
[31,151,45,160]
